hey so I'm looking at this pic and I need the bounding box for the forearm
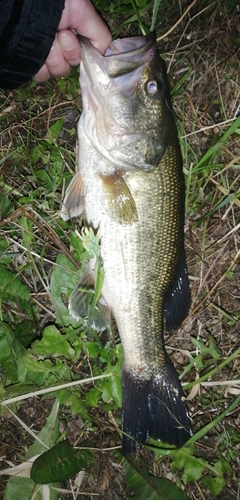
[0,0,65,89]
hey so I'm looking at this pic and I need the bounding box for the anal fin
[164,250,191,331]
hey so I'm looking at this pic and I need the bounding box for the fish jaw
[79,33,156,87]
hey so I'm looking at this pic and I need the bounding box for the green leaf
[84,340,102,358]
[102,375,122,407]
[47,118,64,140]
[201,456,232,496]
[79,227,104,308]
[3,477,57,500]
[32,325,75,359]
[30,441,92,484]
[86,386,101,407]
[0,266,33,321]
[102,379,114,403]
[35,169,55,189]
[20,353,72,386]
[3,401,60,499]
[14,320,39,347]
[69,393,89,418]
[202,475,226,496]
[79,227,101,259]
[25,399,60,459]
[110,375,122,407]
[171,447,207,483]
[19,354,53,385]
[0,380,5,399]
[214,456,233,476]
[50,253,82,327]
[70,230,88,263]
[124,458,188,500]
[0,322,26,383]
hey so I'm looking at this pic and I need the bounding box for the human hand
[34,0,112,82]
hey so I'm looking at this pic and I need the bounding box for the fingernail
[59,32,75,51]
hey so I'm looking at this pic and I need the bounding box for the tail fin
[121,359,191,455]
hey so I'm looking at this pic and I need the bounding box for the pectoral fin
[99,171,138,224]
[69,269,111,331]
[61,171,85,221]
[164,250,191,331]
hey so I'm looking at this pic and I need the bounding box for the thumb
[57,30,81,66]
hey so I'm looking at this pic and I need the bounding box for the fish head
[79,33,177,172]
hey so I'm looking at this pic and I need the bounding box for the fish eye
[146,79,160,96]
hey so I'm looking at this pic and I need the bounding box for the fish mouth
[79,32,156,80]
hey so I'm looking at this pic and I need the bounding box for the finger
[45,37,71,78]
[34,63,51,83]
[57,30,81,66]
[59,0,112,54]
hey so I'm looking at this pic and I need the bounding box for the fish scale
[61,33,192,454]
[101,143,184,365]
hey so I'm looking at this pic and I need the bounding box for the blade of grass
[112,2,153,37]
[1,372,113,406]
[150,0,161,32]
[183,348,240,391]
[193,116,240,172]
[186,393,240,445]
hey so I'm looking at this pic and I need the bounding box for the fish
[61,32,192,454]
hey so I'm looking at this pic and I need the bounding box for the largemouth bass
[61,33,192,454]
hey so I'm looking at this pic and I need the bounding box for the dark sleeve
[0,0,65,89]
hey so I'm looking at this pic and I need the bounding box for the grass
[0,0,240,498]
